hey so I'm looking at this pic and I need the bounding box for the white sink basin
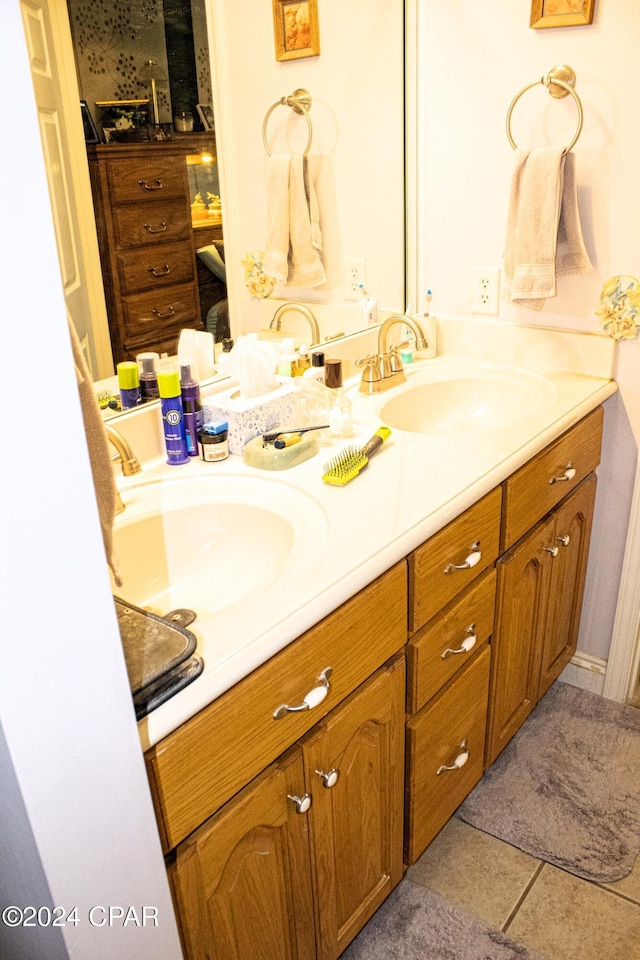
[111,475,327,617]
[379,362,557,435]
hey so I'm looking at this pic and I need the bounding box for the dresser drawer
[409,486,502,634]
[407,568,496,715]
[501,406,603,550]
[112,200,192,249]
[116,242,195,295]
[106,156,186,204]
[122,284,199,340]
[145,561,408,852]
[405,644,491,865]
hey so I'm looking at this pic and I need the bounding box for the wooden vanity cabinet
[486,407,603,765]
[404,492,502,865]
[169,655,405,960]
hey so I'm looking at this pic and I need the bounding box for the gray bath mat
[341,880,544,960]
[457,681,640,882]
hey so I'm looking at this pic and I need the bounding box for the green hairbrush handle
[361,426,392,459]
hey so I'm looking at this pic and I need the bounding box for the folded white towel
[504,148,592,311]
[262,153,325,289]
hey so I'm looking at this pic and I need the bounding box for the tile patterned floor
[406,817,640,960]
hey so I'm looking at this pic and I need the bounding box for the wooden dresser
[87,134,221,363]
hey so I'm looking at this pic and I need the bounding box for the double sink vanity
[109,316,617,959]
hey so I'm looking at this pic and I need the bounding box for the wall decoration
[197,104,215,131]
[272,0,320,62]
[530,0,595,29]
[80,100,100,144]
[596,276,640,340]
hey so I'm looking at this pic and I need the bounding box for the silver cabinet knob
[545,545,559,557]
[557,534,571,546]
[315,768,340,789]
[287,793,312,814]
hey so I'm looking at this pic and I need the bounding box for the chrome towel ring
[506,65,583,154]
[262,88,313,158]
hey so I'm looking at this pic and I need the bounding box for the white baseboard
[560,651,607,696]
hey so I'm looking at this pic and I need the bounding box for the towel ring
[262,88,313,158]
[506,65,583,154]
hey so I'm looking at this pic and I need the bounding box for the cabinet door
[487,515,554,766]
[538,475,597,699]
[302,656,405,960]
[169,748,316,960]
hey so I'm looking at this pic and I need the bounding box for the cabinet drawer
[116,242,195,295]
[145,561,408,852]
[501,406,603,550]
[121,284,199,339]
[409,486,502,634]
[112,200,192,249]
[106,156,186,204]
[405,645,491,865]
[407,568,496,715]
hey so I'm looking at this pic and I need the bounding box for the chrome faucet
[105,425,141,515]
[356,314,430,394]
[270,302,321,347]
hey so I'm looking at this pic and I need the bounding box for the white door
[20,0,113,378]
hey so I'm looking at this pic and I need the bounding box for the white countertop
[113,319,618,750]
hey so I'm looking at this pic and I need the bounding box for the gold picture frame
[272,0,320,62]
[530,0,595,29]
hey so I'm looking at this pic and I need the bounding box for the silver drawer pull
[442,629,477,660]
[315,768,340,789]
[287,793,312,814]
[148,264,171,276]
[273,667,333,720]
[151,305,176,320]
[144,221,167,234]
[545,545,559,558]
[138,178,163,190]
[444,543,481,575]
[437,740,469,775]
[557,534,571,547]
[549,464,576,484]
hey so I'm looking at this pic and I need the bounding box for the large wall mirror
[46,0,407,391]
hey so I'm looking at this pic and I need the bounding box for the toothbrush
[262,424,329,446]
[322,427,391,485]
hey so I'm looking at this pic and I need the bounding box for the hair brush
[322,426,391,485]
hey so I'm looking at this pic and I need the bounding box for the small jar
[198,420,229,462]
[174,111,194,133]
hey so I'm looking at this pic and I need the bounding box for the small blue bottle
[179,361,203,457]
[157,370,190,465]
[117,361,141,410]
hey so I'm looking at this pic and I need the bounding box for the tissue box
[202,381,299,455]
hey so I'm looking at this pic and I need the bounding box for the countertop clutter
[111,317,618,750]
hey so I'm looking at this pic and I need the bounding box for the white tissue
[178,329,216,380]
[227,336,280,399]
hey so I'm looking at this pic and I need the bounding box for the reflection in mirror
[44,1,406,413]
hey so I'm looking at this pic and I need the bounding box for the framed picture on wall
[197,104,215,131]
[530,0,595,29]
[80,100,100,144]
[272,0,320,61]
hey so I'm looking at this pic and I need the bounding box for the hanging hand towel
[288,155,326,287]
[262,153,292,284]
[504,148,592,311]
[556,152,593,280]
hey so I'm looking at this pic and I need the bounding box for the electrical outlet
[472,266,500,315]
[344,258,366,300]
